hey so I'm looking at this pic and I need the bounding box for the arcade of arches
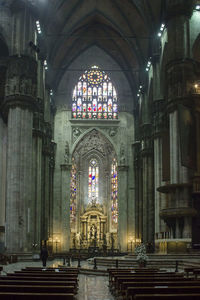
[1,0,200,257]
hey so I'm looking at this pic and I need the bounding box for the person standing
[40,245,48,267]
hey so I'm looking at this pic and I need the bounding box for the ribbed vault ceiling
[14,0,163,97]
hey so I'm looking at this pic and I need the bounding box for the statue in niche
[106,232,110,247]
[76,232,81,247]
[109,128,117,137]
[64,141,69,163]
[120,143,126,165]
[90,224,97,240]
[73,128,81,140]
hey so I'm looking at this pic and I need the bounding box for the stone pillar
[0,2,11,41]
[118,165,128,252]
[49,142,56,244]
[2,56,37,253]
[0,61,7,252]
[32,114,43,250]
[60,164,71,252]
[6,108,33,252]
[140,124,154,244]
[10,0,38,58]
[41,122,52,242]
[142,150,154,244]
[0,118,7,252]
[157,0,197,252]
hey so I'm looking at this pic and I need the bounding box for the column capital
[61,164,72,171]
[165,59,200,109]
[165,0,195,20]
[118,165,128,171]
[1,56,38,118]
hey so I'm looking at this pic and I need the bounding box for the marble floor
[77,274,114,300]
[0,259,114,300]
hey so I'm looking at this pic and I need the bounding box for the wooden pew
[126,286,200,300]
[184,267,195,278]
[24,267,78,270]
[110,273,184,293]
[112,276,187,296]
[0,267,78,299]
[108,269,179,288]
[21,268,78,273]
[0,275,77,282]
[0,284,75,293]
[118,280,200,299]
[0,280,77,286]
[0,292,74,299]
[14,270,78,274]
[134,293,200,300]
[108,270,183,293]
[193,269,200,279]
[7,272,77,278]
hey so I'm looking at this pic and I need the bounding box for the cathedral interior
[1,0,200,258]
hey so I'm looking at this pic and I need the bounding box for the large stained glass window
[70,157,76,225]
[88,159,99,204]
[111,158,118,225]
[72,66,118,119]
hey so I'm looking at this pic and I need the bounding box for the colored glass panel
[72,66,118,119]
[88,159,99,203]
[103,82,107,96]
[93,99,97,112]
[108,82,112,96]
[103,103,107,112]
[108,99,112,112]
[111,158,118,225]
[70,158,77,225]
[83,82,87,95]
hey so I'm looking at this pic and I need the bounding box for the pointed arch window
[111,158,118,225]
[72,66,118,119]
[88,159,99,203]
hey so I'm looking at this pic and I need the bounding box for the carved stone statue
[76,232,81,247]
[109,128,117,137]
[73,128,81,140]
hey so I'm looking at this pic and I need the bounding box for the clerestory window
[72,66,118,119]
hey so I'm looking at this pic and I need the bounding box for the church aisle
[77,274,114,300]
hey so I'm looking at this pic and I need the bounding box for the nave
[1,256,200,299]
[0,259,114,300]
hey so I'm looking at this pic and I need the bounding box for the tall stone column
[60,164,71,252]
[0,61,7,252]
[41,122,52,242]
[140,124,154,244]
[10,0,38,58]
[31,59,45,250]
[32,118,43,250]
[2,56,37,253]
[158,0,197,252]
[133,149,141,243]
[49,141,56,244]
[0,117,6,252]
[118,165,128,251]
[152,51,167,249]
